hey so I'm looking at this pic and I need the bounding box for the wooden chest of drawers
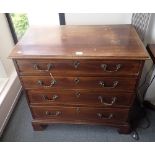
[9,25,149,133]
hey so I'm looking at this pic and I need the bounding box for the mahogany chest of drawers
[9,25,149,133]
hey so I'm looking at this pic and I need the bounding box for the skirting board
[0,71,22,137]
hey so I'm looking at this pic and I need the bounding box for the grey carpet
[1,93,155,142]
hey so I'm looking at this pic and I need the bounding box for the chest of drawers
[9,25,149,133]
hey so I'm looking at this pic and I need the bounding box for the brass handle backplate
[99,81,118,88]
[33,63,53,71]
[42,95,59,102]
[101,64,121,72]
[98,96,117,106]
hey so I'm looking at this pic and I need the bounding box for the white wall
[0,14,15,77]
[27,13,60,26]
[0,13,22,136]
[0,60,7,78]
[65,13,132,25]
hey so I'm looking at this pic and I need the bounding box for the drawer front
[16,59,141,76]
[31,106,77,120]
[21,76,137,91]
[31,106,129,122]
[28,90,134,107]
[78,107,129,122]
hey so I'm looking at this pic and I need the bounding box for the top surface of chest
[9,25,149,60]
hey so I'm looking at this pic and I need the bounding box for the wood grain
[9,25,149,60]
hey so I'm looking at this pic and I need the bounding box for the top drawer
[15,59,141,76]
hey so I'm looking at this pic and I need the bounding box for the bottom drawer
[79,107,129,122]
[31,106,129,122]
[31,106,76,120]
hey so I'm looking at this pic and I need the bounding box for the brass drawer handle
[37,80,56,88]
[33,63,53,71]
[42,95,59,102]
[98,96,117,106]
[74,78,80,84]
[101,64,121,72]
[45,111,61,116]
[73,61,80,69]
[99,81,118,88]
[97,113,113,119]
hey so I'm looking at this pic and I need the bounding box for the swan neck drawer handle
[99,81,118,88]
[37,80,56,88]
[33,63,53,71]
[101,64,121,72]
[98,96,117,106]
[42,95,59,102]
[97,113,113,119]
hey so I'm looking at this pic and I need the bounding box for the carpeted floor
[1,93,155,142]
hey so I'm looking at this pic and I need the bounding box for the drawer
[78,107,129,122]
[31,106,129,122]
[31,106,77,120]
[21,76,137,91]
[27,90,134,107]
[16,59,141,76]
